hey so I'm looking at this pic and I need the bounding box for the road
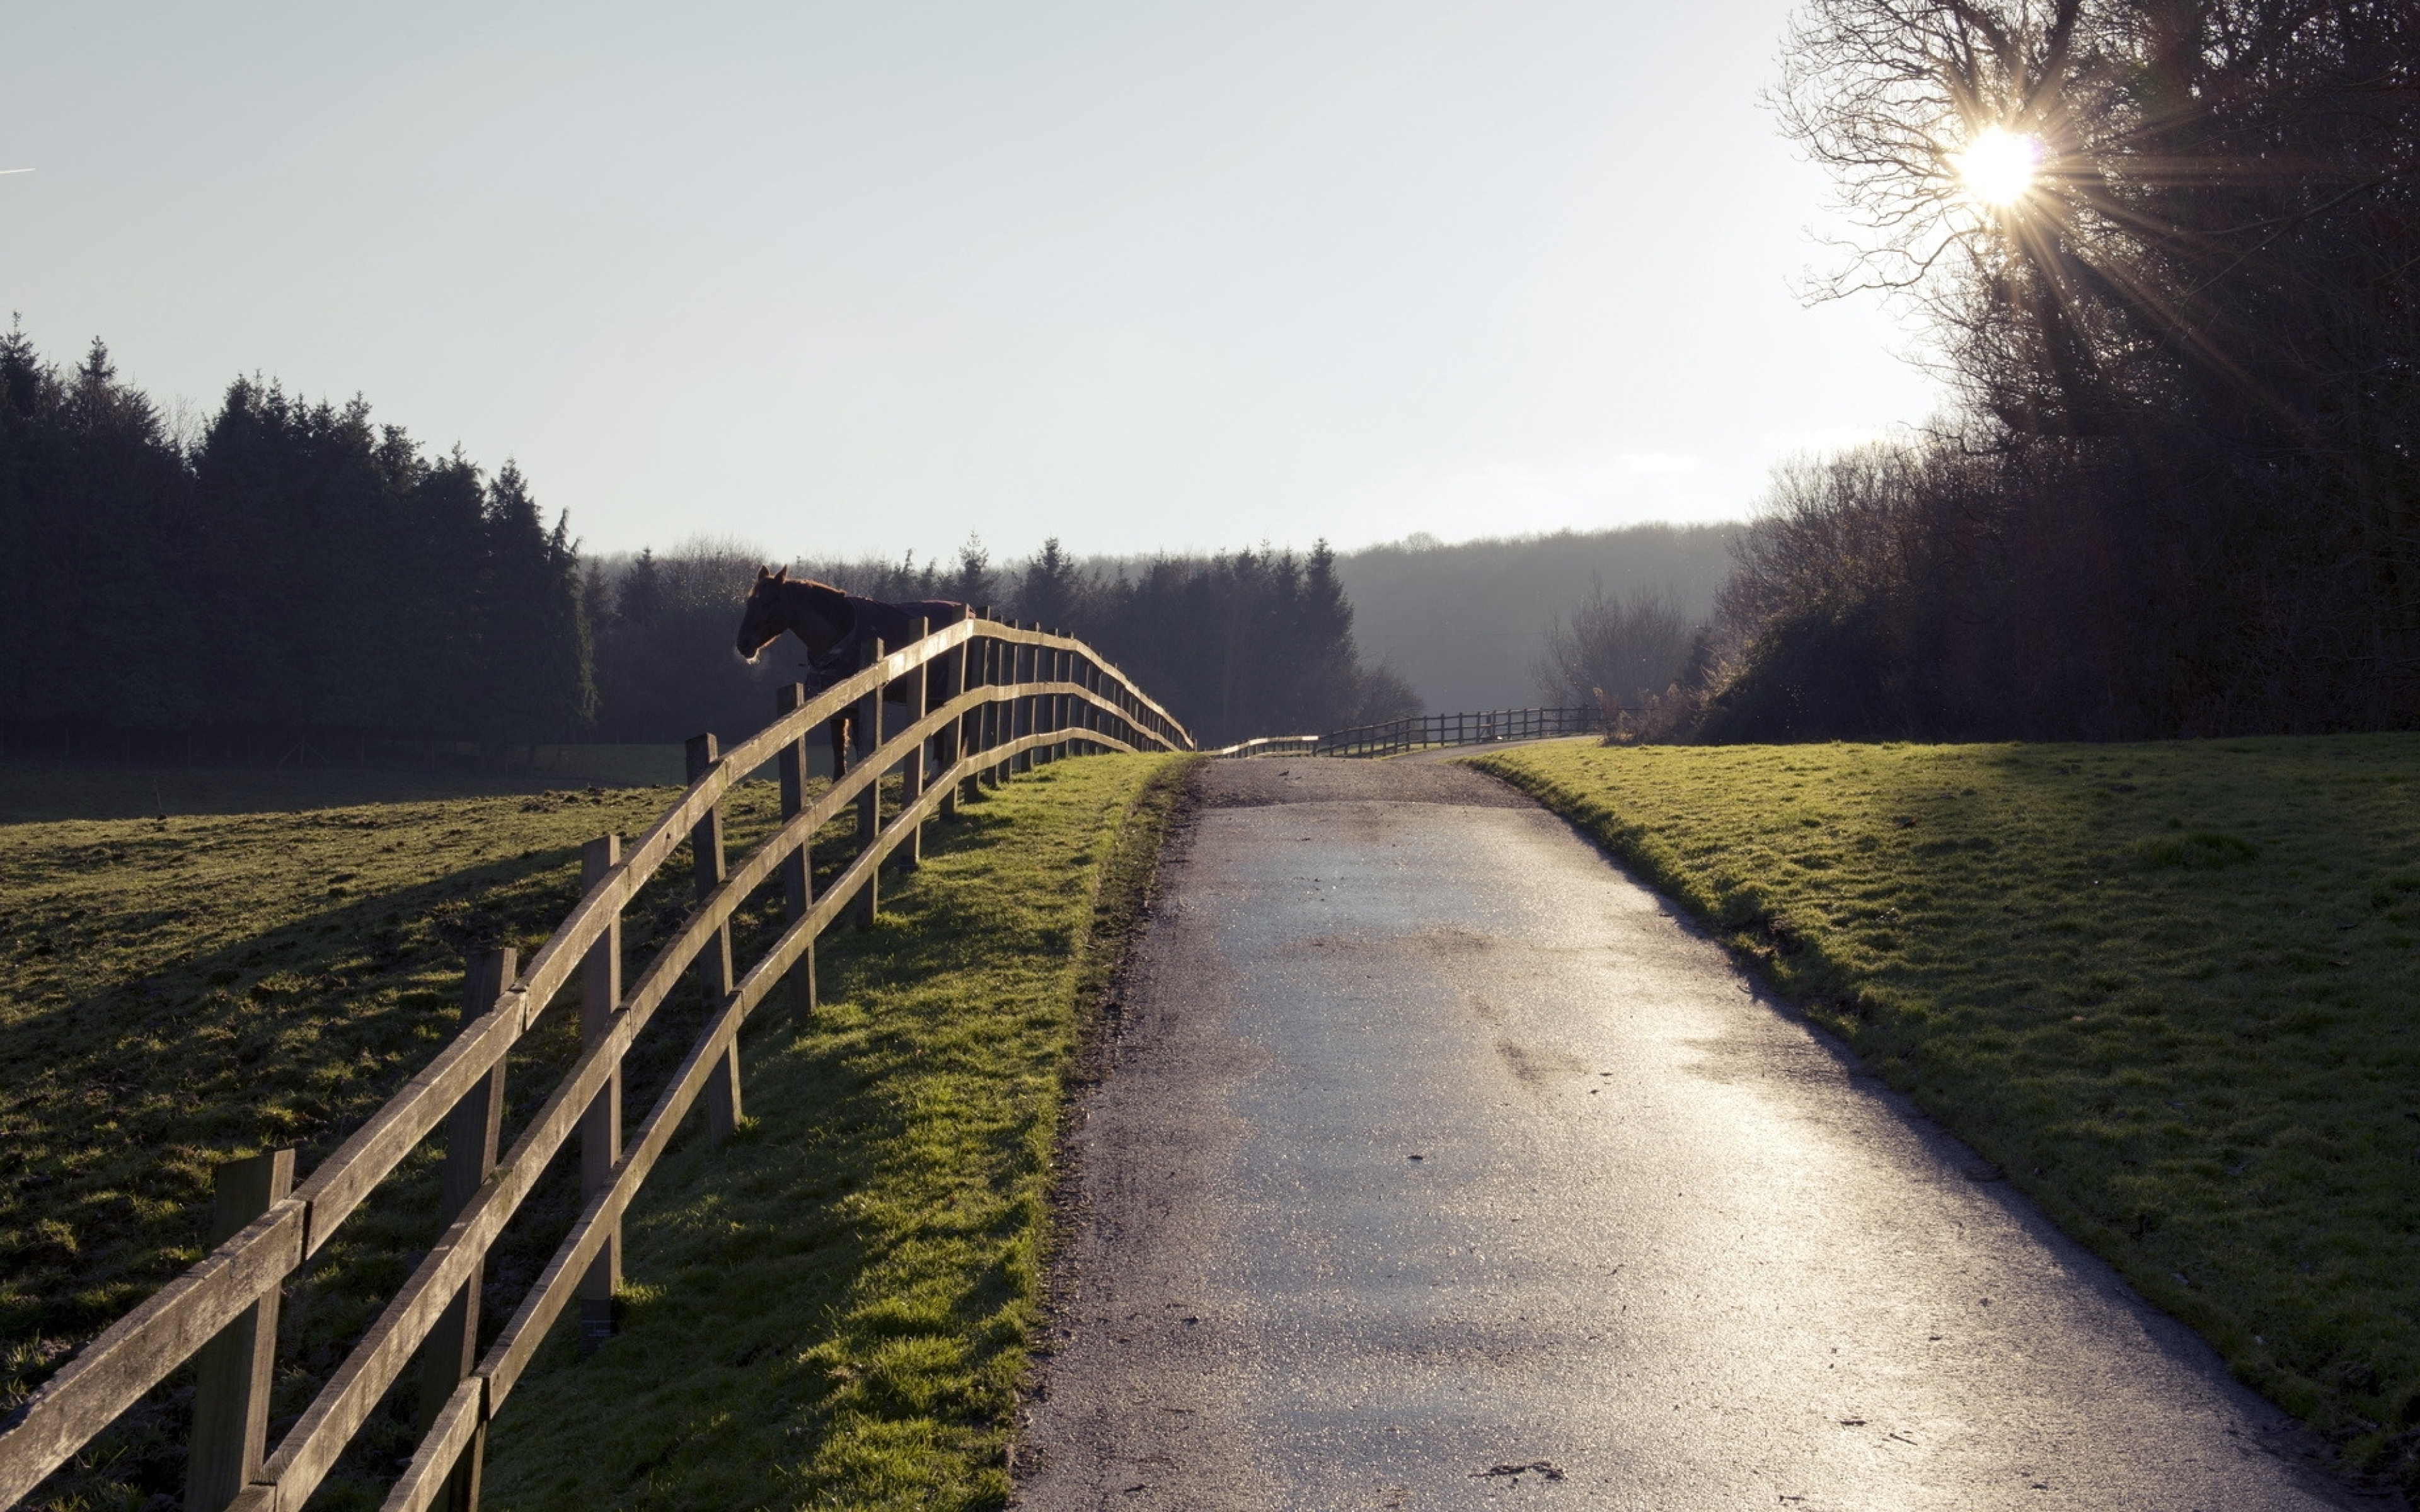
[1013,759,2368,1511]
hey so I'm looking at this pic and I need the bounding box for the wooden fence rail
[1209,706,1603,760]
[0,610,1189,1512]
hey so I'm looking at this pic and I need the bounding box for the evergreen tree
[0,325,597,748]
[475,463,594,741]
[946,535,997,608]
[0,335,195,730]
[1016,537,1086,631]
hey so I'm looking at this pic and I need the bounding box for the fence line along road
[0,609,1189,1512]
[1210,705,1603,760]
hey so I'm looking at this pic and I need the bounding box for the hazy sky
[4,3,1937,561]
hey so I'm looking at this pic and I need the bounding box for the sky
[2,2,1939,561]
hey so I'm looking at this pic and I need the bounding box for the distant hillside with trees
[1328,525,1740,714]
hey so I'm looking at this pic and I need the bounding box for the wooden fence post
[1037,638,1051,766]
[1055,643,1074,759]
[989,632,1007,785]
[1071,655,1086,756]
[994,629,1010,782]
[416,946,512,1512]
[1075,656,1090,755]
[1012,629,1033,776]
[578,837,622,1355]
[960,621,983,802]
[1030,637,1046,769]
[982,629,1001,788]
[184,1147,295,1512]
[1051,642,1068,762]
[973,615,991,793]
[853,639,885,928]
[940,610,968,820]
[1035,634,1051,767]
[775,685,818,1026]
[1089,658,1104,753]
[1075,656,1091,755]
[903,618,928,869]
[998,632,1015,781]
[684,736,742,1142]
[970,629,988,796]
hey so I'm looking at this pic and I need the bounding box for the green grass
[1472,735,2420,1494]
[0,746,712,824]
[0,752,1190,1509]
[2,776,746,1510]
[480,754,1190,1511]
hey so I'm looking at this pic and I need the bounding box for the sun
[1955,127,2041,206]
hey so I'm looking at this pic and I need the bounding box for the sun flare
[1956,127,2040,206]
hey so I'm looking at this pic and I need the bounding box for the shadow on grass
[0,782,836,1509]
[1475,734,2420,1497]
[480,757,1189,1512]
[4,757,1182,1512]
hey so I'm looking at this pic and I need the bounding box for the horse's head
[735,565,791,662]
[735,566,850,663]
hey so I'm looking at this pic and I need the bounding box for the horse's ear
[757,564,771,581]
[773,564,788,583]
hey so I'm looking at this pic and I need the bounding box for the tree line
[1557,0,2419,742]
[0,324,1412,755]
[0,326,591,748]
[589,536,1418,749]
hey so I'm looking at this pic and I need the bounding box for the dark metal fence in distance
[1210,706,1602,760]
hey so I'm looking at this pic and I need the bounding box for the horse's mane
[753,573,851,616]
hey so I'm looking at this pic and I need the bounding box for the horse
[734,566,967,776]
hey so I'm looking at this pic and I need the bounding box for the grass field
[0,745,729,825]
[1,750,1190,1510]
[1472,735,2420,1494]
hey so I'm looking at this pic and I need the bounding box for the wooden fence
[0,612,1189,1512]
[1210,706,1602,760]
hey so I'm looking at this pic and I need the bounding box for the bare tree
[1535,582,1697,712]
[1773,0,2419,447]
[1749,0,2420,732]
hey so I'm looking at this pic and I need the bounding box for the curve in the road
[1015,759,2366,1511]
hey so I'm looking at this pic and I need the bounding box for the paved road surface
[1014,760,2365,1511]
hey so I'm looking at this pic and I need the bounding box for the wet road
[1014,760,2361,1511]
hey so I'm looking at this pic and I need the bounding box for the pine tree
[475,463,594,742]
[1016,537,1086,631]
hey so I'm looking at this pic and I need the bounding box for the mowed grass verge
[481,753,1191,1511]
[1471,735,2420,1492]
[1,752,1190,1509]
